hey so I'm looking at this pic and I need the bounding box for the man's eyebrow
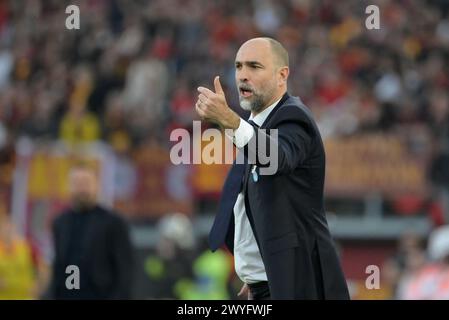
[235,60,265,67]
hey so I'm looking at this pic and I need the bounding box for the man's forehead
[235,40,272,63]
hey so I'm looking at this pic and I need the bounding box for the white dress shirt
[227,98,281,284]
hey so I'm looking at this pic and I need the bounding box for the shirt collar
[248,97,282,127]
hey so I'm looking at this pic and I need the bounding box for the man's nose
[237,68,250,83]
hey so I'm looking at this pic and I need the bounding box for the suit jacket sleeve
[242,106,315,175]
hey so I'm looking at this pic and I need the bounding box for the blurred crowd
[0,0,448,157]
[0,0,449,299]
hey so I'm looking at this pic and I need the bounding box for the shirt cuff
[225,119,255,148]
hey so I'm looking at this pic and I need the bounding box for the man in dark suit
[44,165,133,299]
[195,37,349,300]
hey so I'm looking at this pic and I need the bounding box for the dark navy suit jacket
[209,93,350,299]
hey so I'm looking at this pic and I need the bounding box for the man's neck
[251,91,286,117]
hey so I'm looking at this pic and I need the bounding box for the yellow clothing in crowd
[59,112,100,145]
[0,239,36,300]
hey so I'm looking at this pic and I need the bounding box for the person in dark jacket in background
[45,164,133,299]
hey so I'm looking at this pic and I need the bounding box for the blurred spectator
[59,101,100,146]
[426,90,449,139]
[0,213,36,299]
[44,164,134,299]
[427,90,449,224]
[169,79,197,128]
[397,225,449,299]
[102,90,132,150]
[123,45,170,130]
[382,231,427,299]
[144,212,197,299]
[174,241,233,300]
[20,90,59,139]
[59,65,100,145]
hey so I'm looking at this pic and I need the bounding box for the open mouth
[239,86,253,98]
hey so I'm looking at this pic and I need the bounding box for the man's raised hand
[195,76,240,130]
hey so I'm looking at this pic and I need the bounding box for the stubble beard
[239,81,277,113]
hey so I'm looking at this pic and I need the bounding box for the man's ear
[278,66,289,86]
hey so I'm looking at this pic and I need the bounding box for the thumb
[214,76,224,95]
